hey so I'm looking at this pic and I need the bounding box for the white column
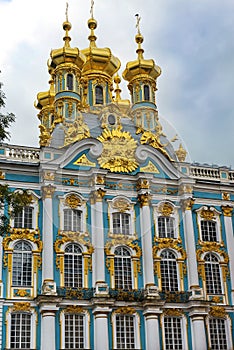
[190,314,207,350]
[182,198,201,296]
[91,189,106,286]
[139,193,155,287]
[144,309,161,350]
[40,307,57,350]
[93,307,109,350]
[222,206,234,301]
[41,185,56,294]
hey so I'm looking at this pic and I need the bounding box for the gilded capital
[181,198,195,211]
[90,189,106,204]
[138,193,152,207]
[41,185,56,199]
[222,205,233,217]
[137,178,150,191]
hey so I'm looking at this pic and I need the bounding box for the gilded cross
[65,2,68,21]
[135,13,141,34]
[90,0,94,18]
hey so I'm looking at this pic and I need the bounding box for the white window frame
[142,83,151,101]
[60,309,90,349]
[162,314,188,350]
[114,246,133,290]
[206,315,233,350]
[108,196,135,237]
[196,206,222,243]
[5,307,37,349]
[160,249,180,292]
[203,252,223,296]
[154,201,179,239]
[11,191,39,230]
[12,240,33,287]
[64,243,83,288]
[112,311,141,350]
[59,193,87,234]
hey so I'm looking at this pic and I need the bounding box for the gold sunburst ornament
[97,127,138,173]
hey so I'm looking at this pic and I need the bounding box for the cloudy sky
[0,0,233,167]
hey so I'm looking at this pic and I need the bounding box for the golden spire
[135,14,144,60]
[63,2,71,48]
[114,74,122,101]
[88,0,97,48]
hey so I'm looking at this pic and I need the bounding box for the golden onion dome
[35,78,55,110]
[49,19,85,70]
[81,17,121,79]
[122,31,161,83]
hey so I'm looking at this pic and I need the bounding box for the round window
[108,114,116,125]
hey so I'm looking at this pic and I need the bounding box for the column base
[144,285,160,299]
[42,280,57,295]
[94,282,109,297]
[189,286,204,300]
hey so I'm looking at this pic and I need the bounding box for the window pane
[144,85,150,101]
[65,314,84,349]
[113,213,130,235]
[64,209,81,232]
[14,207,33,229]
[160,250,179,292]
[205,254,222,294]
[164,317,183,350]
[12,241,32,287]
[116,315,135,349]
[10,313,31,349]
[114,247,132,290]
[95,85,103,104]
[64,244,83,288]
[201,220,217,242]
[158,217,175,238]
[209,318,228,350]
[67,74,73,90]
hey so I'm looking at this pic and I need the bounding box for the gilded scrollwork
[138,193,152,207]
[112,198,132,212]
[163,308,183,317]
[181,198,195,211]
[3,228,43,252]
[200,209,215,220]
[41,184,55,199]
[63,305,84,313]
[65,194,82,208]
[209,306,227,318]
[114,307,136,314]
[105,239,141,258]
[12,302,32,312]
[158,202,174,217]
[221,205,233,217]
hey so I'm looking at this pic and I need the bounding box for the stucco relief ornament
[97,127,138,173]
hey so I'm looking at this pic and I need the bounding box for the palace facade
[0,4,233,350]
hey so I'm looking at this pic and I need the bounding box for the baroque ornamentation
[158,202,174,216]
[65,194,82,208]
[153,238,186,260]
[14,289,30,297]
[222,192,230,201]
[175,144,187,162]
[221,205,233,217]
[97,127,138,173]
[140,161,160,174]
[3,228,43,253]
[12,302,32,312]
[90,189,106,204]
[114,307,136,314]
[181,198,195,211]
[43,171,55,181]
[63,305,84,313]
[209,306,227,318]
[41,184,56,199]
[63,113,90,147]
[200,209,215,220]
[54,232,93,255]
[138,193,152,207]
[112,198,131,212]
[105,239,141,258]
[163,308,183,317]
[136,179,150,190]
[73,154,96,167]
[197,242,229,264]
[139,130,172,161]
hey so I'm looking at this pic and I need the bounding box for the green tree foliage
[0,74,15,143]
[0,74,32,235]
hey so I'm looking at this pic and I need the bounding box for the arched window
[64,243,83,288]
[160,250,179,292]
[143,85,150,101]
[95,85,104,104]
[14,206,33,229]
[67,73,74,90]
[204,253,222,294]
[209,318,228,349]
[201,220,217,242]
[64,209,82,232]
[158,216,175,238]
[114,246,132,290]
[113,212,130,235]
[12,241,32,287]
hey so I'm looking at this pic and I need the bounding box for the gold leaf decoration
[97,127,138,173]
